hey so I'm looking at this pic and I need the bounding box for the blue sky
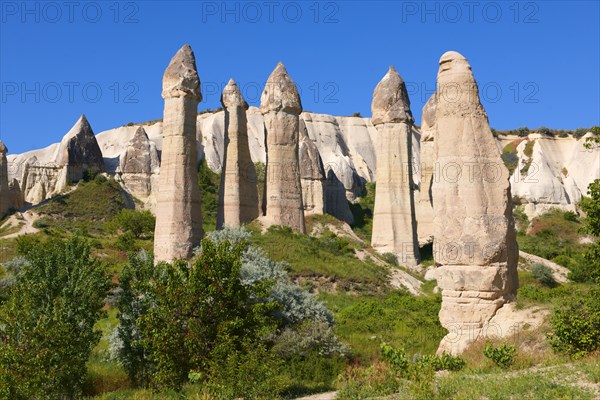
[1,0,599,154]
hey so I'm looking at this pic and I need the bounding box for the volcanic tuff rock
[217,79,260,228]
[508,132,600,218]
[0,140,10,217]
[370,67,420,267]
[299,118,326,215]
[118,126,160,200]
[260,63,305,233]
[431,51,519,354]
[153,44,203,262]
[416,93,437,245]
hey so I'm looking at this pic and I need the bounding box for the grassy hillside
[1,174,598,399]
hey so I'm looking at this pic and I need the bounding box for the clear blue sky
[1,0,599,154]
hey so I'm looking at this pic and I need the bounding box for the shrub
[0,237,110,399]
[549,286,600,357]
[380,343,409,371]
[115,231,138,252]
[352,112,362,118]
[537,126,552,136]
[114,240,280,390]
[574,128,589,139]
[107,209,155,238]
[530,263,556,286]
[483,344,516,368]
[558,132,568,138]
[202,338,284,399]
[563,211,578,222]
[517,126,530,137]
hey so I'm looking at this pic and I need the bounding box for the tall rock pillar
[370,67,420,267]
[154,44,203,262]
[260,63,305,233]
[217,79,259,228]
[0,140,10,218]
[432,51,518,354]
[416,93,437,245]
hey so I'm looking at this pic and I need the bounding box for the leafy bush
[549,286,600,357]
[483,344,516,368]
[574,128,589,139]
[517,126,530,137]
[0,237,110,399]
[114,240,279,391]
[107,209,155,238]
[530,263,556,287]
[198,159,221,231]
[569,179,600,283]
[202,338,284,399]
[115,231,138,252]
[380,343,409,371]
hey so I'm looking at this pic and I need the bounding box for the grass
[517,209,590,269]
[349,181,376,242]
[36,177,130,235]
[320,290,445,361]
[250,224,389,291]
[501,139,523,175]
[337,355,600,400]
[520,139,536,175]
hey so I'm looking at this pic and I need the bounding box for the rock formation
[55,114,105,183]
[299,118,326,215]
[0,140,24,218]
[0,140,10,217]
[15,115,104,205]
[431,51,519,354]
[154,44,203,262]
[260,62,305,233]
[217,79,259,228]
[417,93,437,245]
[370,67,420,267]
[119,126,160,200]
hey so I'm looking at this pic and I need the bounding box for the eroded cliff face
[6,111,597,224]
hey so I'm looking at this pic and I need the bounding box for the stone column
[0,140,10,218]
[416,93,437,245]
[370,66,421,267]
[260,62,305,233]
[432,51,518,354]
[217,79,259,228]
[154,44,203,262]
[299,118,326,216]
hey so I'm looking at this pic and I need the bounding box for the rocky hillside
[5,111,598,224]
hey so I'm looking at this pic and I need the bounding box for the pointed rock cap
[438,50,472,75]
[162,44,202,101]
[221,79,249,110]
[371,66,414,125]
[131,126,150,144]
[55,114,104,169]
[260,62,302,115]
[0,139,7,154]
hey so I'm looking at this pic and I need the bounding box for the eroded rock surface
[154,44,203,262]
[370,67,420,267]
[431,51,519,354]
[217,79,259,228]
[260,63,305,233]
[299,118,326,215]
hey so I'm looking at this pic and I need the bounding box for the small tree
[108,209,155,239]
[0,237,110,399]
[121,239,280,390]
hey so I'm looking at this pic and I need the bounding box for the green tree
[569,179,600,282]
[119,239,280,391]
[0,237,110,399]
[107,209,156,239]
